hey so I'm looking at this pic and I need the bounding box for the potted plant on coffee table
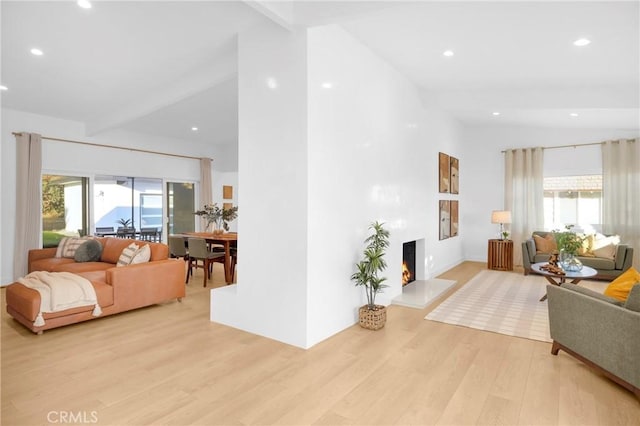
[553,224,585,271]
[350,221,390,330]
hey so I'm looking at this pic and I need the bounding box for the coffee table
[531,262,597,302]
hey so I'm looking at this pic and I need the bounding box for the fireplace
[402,240,416,286]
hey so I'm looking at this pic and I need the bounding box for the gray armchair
[547,283,640,399]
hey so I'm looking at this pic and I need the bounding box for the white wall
[212,170,239,232]
[461,125,639,262]
[0,107,223,284]
[211,23,463,349]
[211,22,310,347]
[306,25,463,346]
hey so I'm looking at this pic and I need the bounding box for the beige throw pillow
[592,235,620,249]
[130,244,151,265]
[55,237,70,258]
[117,243,140,267]
[577,234,594,256]
[533,234,557,253]
[56,236,92,258]
[590,234,620,259]
[592,243,617,260]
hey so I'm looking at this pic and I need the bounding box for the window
[543,175,602,233]
[42,175,89,247]
[140,193,163,228]
[94,175,162,234]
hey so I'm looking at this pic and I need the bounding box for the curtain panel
[14,132,43,279]
[602,139,639,268]
[199,157,213,208]
[504,147,544,266]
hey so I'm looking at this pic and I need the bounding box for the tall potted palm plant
[351,221,390,330]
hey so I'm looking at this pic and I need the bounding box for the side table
[488,239,513,271]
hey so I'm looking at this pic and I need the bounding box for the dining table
[181,232,238,284]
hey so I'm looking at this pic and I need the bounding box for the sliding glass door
[94,175,162,235]
[42,175,89,247]
[166,182,195,235]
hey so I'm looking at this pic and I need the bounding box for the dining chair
[95,226,114,236]
[169,235,191,283]
[140,227,159,242]
[116,227,136,239]
[210,241,238,283]
[187,238,224,287]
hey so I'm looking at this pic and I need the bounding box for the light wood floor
[2,261,638,425]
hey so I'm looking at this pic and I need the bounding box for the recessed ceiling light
[570,112,579,117]
[77,0,92,9]
[321,82,333,89]
[191,127,198,131]
[492,112,501,116]
[0,85,7,91]
[573,38,591,47]
[266,77,278,90]
[30,48,43,56]
[443,50,454,57]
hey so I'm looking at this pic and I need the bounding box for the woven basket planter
[358,305,387,330]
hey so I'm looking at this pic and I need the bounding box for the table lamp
[491,210,512,240]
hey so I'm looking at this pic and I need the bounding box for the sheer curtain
[602,139,639,268]
[199,157,213,208]
[14,132,42,279]
[505,147,544,266]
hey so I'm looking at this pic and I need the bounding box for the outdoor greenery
[43,231,65,248]
[350,221,390,310]
[42,175,64,219]
[553,225,585,255]
[116,218,133,228]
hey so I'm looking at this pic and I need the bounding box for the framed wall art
[439,200,451,240]
[450,200,459,237]
[450,156,459,194]
[438,152,450,193]
[223,185,233,200]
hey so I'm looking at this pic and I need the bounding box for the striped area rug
[425,270,553,342]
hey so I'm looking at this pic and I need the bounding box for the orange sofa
[6,237,185,334]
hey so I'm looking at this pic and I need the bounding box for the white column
[210,22,310,348]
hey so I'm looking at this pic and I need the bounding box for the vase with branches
[194,203,238,234]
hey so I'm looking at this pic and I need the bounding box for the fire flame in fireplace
[402,262,411,286]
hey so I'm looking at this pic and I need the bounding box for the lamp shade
[491,210,512,224]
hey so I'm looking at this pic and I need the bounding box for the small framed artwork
[450,157,459,194]
[439,200,451,240]
[223,202,233,211]
[450,200,459,237]
[223,185,233,200]
[439,152,450,193]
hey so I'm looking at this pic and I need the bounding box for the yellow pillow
[533,234,557,253]
[604,267,640,301]
[577,234,594,255]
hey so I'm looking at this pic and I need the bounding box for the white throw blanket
[18,271,102,327]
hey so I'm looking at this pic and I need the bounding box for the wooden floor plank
[2,261,638,425]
